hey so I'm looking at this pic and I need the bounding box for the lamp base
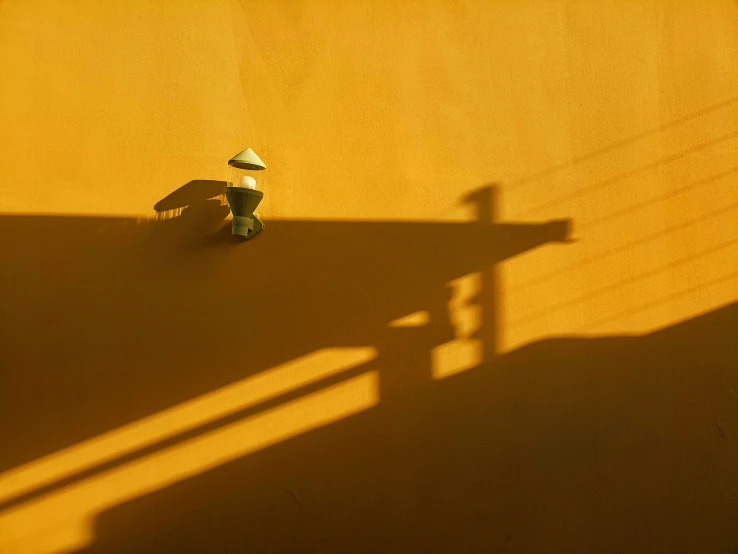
[232,215,264,239]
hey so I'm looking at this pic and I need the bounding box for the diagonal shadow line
[509,96,738,188]
[0,358,378,513]
[576,166,738,232]
[507,166,738,293]
[510,236,738,327]
[575,270,738,333]
[514,130,738,218]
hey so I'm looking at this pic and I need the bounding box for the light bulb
[238,175,257,189]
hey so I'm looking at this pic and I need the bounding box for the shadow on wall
[78,303,738,554]
[0,183,569,475]
[0,182,736,553]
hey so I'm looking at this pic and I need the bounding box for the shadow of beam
[0,183,570,478]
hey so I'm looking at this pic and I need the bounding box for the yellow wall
[1,1,737,552]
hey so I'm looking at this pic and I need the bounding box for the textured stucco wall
[0,1,737,552]
[2,0,736,343]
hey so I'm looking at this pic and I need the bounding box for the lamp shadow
[153,179,228,213]
[1,181,736,553]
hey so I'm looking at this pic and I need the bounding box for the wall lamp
[225,148,266,239]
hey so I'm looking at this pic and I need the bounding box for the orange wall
[2,0,736,345]
[0,1,737,552]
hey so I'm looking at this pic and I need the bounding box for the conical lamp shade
[228,148,266,170]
